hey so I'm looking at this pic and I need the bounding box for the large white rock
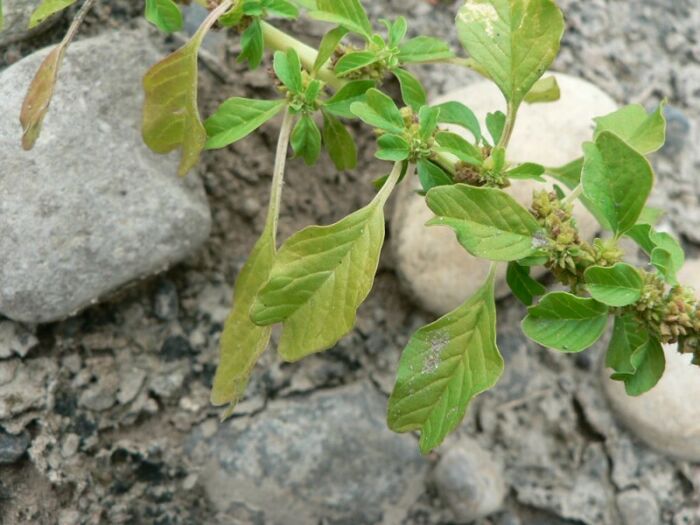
[391,73,617,315]
[602,260,700,461]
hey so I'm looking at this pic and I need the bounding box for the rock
[153,280,179,321]
[0,320,38,359]
[391,73,616,315]
[0,428,30,464]
[186,381,429,524]
[0,0,60,47]
[616,489,660,525]
[0,358,57,419]
[432,439,506,523]
[602,260,700,461]
[0,30,211,323]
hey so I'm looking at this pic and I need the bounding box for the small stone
[149,368,186,399]
[391,73,614,315]
[58,510,81,525]
[616,489,660,525]
[153,280,179,321]
[79,383,117,412]
[0,358,57,419]
[161,335,193,361]
[0,321,38,359]
[432,439,506,523]
[0,429,30,464]
[61,433,81,459]
[182,473,199,491]
[240,197,262,219]
[117,367,147,405]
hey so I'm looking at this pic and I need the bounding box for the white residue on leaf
[422,330,450,374]
[532,231,549,249]
[458,1,499,38]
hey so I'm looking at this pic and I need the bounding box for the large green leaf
[582,131,654,236]
[507,262,545,306]
[607,315,647,377]
[143,2,230,176]
[433,101,481,142]
[205,98,286,149]
[350,88,405,133]
[387,268,503,454]
[29,0,77,28]
[393,68,427,111]
[584,263,644,307]
[291,114,322,165]
[250,163,402,360]
[145,0,183,33]
[310,0,372,40]
[594,102,667,155]
[456,0,564,107]
[426,184,543,261]
[522,292,609,352]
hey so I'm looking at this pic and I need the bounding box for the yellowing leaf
[29,0,77,29]
[142,0,232,176]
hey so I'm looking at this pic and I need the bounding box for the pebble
[616,489,660,525]
[0,320,38,359]
[0,429,30,464]
[153,280,179,321]
[391,73,615,315]
[432,439,507,523]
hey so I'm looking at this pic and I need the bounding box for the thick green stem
[497,102,517,150]
[266,107,295,246]
[562,184,584,207]
[261,21,346,91]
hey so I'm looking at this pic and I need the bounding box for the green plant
[13,0,699,454]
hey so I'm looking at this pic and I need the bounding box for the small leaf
[205,98,286,149]
[239,17,264,69]
[594,102,667,155]
[433,101,481,142]
[250,163,403,360]
[387,268,503,454]
[291,114,322,165]
[456,0,564,107]
[388,16,407,47]
[607,315,648,377]
[29,0,77,28]
[549,157,583,188]
[334,50,380,76]
[522,292,609,352]
[651,248,678,285]
[507,262,546,306]
[398,36,455,63]
[323,80,375,118]
[145,0,183,33]
[426,184,543,261]
[418,106,440,140]
[582,131,654,236]
[393,68,427,111]
[523,75,560,104]
[322,110,357,170]
[265,0,300,18]
[584,263,644,307]
[624,337,665,396]
[417,159,452,193]
[435,131,482,165]
[310,0,372,40]
[376,133,410,161]
[350,88,405,133]
[313,26,348,72]
[625,224,684,280]
[273,48,303,93]
[486,111,506,145]
[507,163,545,181]
[637,207,665,226]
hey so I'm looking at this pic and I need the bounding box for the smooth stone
[0,0,59,47]
[616,489,660,525]
[602,260,700,461]
[432,439,506,523]
[186,381,429,524]
[0,30,211,323]
[391,73,617,315]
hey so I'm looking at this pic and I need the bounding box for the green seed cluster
[453,147,508,188]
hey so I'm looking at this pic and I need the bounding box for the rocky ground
[1,0,700,524]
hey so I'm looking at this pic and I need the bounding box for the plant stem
[261,21,346,91]
[377,161,407,205]
[266,107,295,246]
[497,102,517,150]
[562,183,584,206]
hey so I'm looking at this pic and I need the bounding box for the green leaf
[623,337,665,396]
[435,131,482,165]
[143,5,227,176]
[29,0,77,28]
[426,184,543,261]
[522,292,609,352]
[594,102,667,155]
[387,268,503,454]
[314,26,348,72]
[417,159,452,193]
[322,110,357,170]
[376,133,410,161]
[205,98,286,149]
[397,36,455,63]
[549,157,583,188]
[323,80,375,119]
[651,248,678,285]
[388,16,407,47]
[310,0,373,40]
[334,50,380,76]
[637,207,665,226]
[265,0,300,18]
[486,111,506,145]
[250,163,402,360]
[350,88,405,133]
[523,75,560,104]
[584,263,644,307]
[418,106,440,140]
[507,163,545,181]
[433,101,481,142]
[456,0,564,107]
[211,224,275,414]
[393,68,427,111]
[506,262,545,306]
[239,17,265,69]
[273,49,303,94]
[625,225,684,280]
[582,131,654,236]
[291,114,322,165]
[145,0,183,33]
[607,315,648,377]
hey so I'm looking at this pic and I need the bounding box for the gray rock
[616,489,660,525]
[432,439,506,523]
[0,0,60,47]
[0,30,211,323]
[186,381,429,524]
[0,358,57,419]
[153,280,179,321]
[0,428,30,464]
[0,320,38,359]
